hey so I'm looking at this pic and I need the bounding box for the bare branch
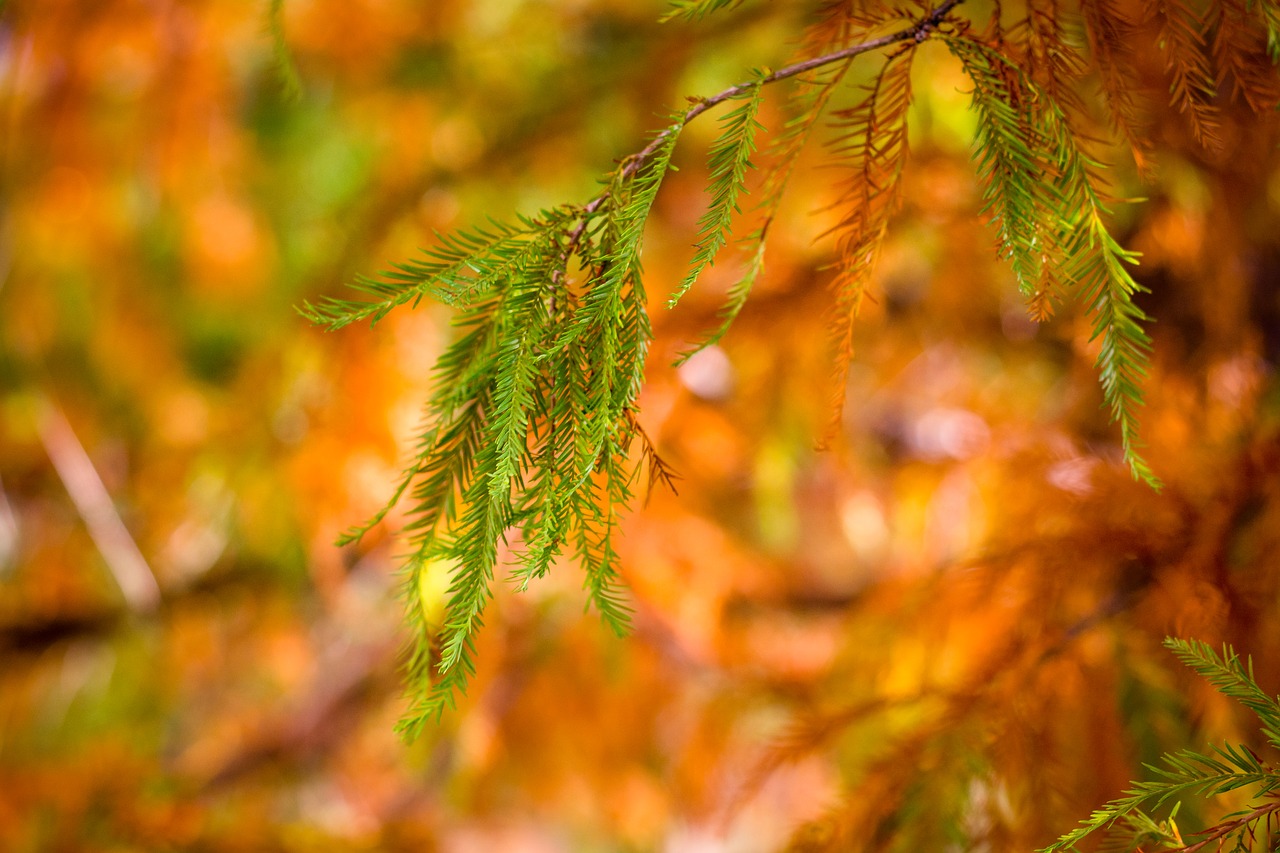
[38,398,161,613]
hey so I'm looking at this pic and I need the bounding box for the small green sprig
[1044,639,1280,852]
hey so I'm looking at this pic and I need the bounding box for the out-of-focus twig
[37,398,161,613]
[0,474,17,572]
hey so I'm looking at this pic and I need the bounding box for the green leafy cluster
[265,0,303,102]
[1044,639,1280,852]
[304,122,684,735]
[677,54,860,364]
[668,83,764,311]
[1260,0,1280,62]
[670,80,766,362]
[944,34,1158,486]
[659,0,747,23]
[303,0,1210,732]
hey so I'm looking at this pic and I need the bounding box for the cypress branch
[1080,0,1154,174]
[677,55,856,365]
[1044,639,1280,852]
[302,0,1279,731]
[946,33,1160,487]
[818,47,917,444]
[1166,638,1280,753]
[668,80,765,310]
[265,0,303,102]
[1153,0,1222,148]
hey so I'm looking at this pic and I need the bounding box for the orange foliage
[2,0,1280,850]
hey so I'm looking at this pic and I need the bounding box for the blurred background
[3,0,1280,850]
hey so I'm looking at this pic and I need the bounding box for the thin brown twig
[1176,800,1280,853]
[543,0,968,302]
[0,474,17,571]
[573,0,968,225]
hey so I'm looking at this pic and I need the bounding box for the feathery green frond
[672,59,851,366]
[265,0,303,102]
[571,122,682,340]
[668,80,764,309]
[659,0,745,23]
[1043,639,1280,852]
[335,123,683,732]
[1248,0,1280,62]
[1166,638,1280,753]
[299,216,558,329]
[945,35,1058,297]
[946,33,1159,487]
[1042,103,1158,487]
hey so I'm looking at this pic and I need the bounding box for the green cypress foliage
[668,80,764,311]
[305,120,684,731]
[659,0,747,23]
[303,0,1280,733]
[944,34,1159,485]
[266,0,304,102]
[1044,639,1280,852]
